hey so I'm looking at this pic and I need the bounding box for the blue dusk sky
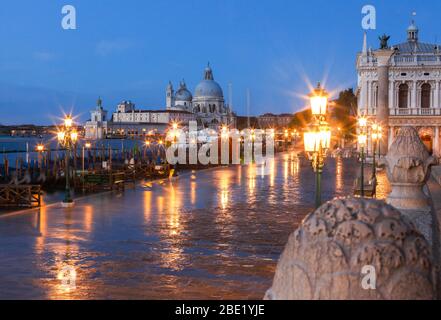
[1,0,441,125]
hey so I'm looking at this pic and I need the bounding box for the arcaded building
[356,20,441,156]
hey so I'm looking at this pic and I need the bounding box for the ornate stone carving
[264,198,434,300]
[379,127,437,210]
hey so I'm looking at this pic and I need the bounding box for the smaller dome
[408,21,418,32]
[175,81,192,101]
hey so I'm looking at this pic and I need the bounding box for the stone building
[356,20,441,156]
[84,99,195,140]
[84,97,108,140]
[166,64,236,129]
[258,113,294,129]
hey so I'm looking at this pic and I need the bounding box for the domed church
[166,64,236,129]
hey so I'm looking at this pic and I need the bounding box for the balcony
[393,55,441,66]
[360,108,441,116]
[390,108,441,116]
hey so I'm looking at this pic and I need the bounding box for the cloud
[95,39,133,57]
[33,51,55,62]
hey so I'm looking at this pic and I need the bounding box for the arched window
[374,84,378,108]
[399,83,409,109]
[421,83,431,109]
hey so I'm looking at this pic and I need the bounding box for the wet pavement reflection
[0,153,389,299]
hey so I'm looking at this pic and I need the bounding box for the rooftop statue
[379,34,390,49]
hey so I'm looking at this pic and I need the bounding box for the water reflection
[1,154,369,299]
[335,156,344,192]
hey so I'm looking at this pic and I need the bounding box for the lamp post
[82,142,91,175]
[36,144,45,170]
[57,115,78,207]
[358,117,368,198]
[371,123,382,181]
[304,83,331,209]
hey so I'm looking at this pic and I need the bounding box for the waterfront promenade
[0,152,387,299]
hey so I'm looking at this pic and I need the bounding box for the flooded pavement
[0,152,389,299]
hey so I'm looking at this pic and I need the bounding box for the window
[398,83,409,108]
[421,83,431,109]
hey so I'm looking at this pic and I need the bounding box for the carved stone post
[380,127,437,211]
[265,197,434,300]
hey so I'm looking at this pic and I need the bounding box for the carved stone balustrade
[265,197,434,300]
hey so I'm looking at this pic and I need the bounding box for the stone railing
[393,55,441,66]
[390,108,441,116]
[360,108,441,116]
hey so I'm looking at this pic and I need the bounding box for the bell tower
[166,81,175,110]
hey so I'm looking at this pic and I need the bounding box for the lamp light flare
[70,131,78,143]
[64,116,73,128]
[358,134,367,147]
[57,131,66,142]
[358,117,368,128]
[309,83,328,116]
[36,144,44,152]
[85,142,92,149]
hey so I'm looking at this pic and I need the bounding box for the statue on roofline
[379,34,390,49]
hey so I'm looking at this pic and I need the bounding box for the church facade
[166,64,236,129]
[356,21,441,156]
[85,64,236,140]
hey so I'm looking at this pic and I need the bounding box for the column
[435,81,440,109]
[388,126,395,148]
[362,79,368,110]
[374,49,394,155]
[434,127,440,157]
[411,81,417,109]
[388,81,394,113]
[367,81,372,112]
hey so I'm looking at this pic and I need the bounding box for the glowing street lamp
[57,114,78,207]
[36,144,45,169]
[82,142,92,174]
[371,123,382,185]
[310,82,328,116]
[304,83,331,208]
[64,115,73,128]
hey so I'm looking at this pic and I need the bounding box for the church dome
[194,64,224,99]
[195,80,224,98]
[174,80,192,101]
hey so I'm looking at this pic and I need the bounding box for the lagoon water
[0,152,389,299]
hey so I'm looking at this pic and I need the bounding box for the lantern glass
[70,131,78,143]
[57,131,65,143]
[311,96,328,116]
[64,116,73,128]
[358,117,368,128]
[304,131,319,152]
[358,134,367,147]
[320,129,331,150]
